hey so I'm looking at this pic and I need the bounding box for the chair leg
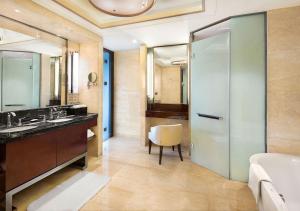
[172,146,174,151]
[159,146,163,165]
[178,144,183,161]
[149,140,152,154]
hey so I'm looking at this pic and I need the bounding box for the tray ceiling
[52,0,204,28]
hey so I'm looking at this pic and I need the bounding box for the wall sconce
[87,72,98,89]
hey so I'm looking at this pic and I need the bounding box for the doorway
[102,49,114,141]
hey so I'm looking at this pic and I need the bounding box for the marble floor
[13,136,257,211]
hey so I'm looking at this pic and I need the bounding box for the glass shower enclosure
[0,51,40,111]
[190,13,266,182]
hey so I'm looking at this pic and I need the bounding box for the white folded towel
[87,129,95,140]
[72,104,87,108]
[248,163,272,203]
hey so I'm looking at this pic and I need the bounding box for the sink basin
[47,118,73,123]
[0,125,38,133]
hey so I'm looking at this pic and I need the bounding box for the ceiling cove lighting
[88,0,155,17]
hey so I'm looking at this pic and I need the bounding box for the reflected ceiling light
[171,60,187,66]
[89,0,155,17]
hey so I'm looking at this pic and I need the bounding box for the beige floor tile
[12,136,257,211]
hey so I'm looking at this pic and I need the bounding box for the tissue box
[67,105,87,115]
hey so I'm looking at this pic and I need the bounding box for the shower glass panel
[1,51,40,111]
[191,13,266,182]
[229,14,266,181]
[191,32,230,178]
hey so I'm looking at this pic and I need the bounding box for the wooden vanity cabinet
[0,117,97,193]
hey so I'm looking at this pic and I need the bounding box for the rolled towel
[87,129,95,140]
[248,163,272,203]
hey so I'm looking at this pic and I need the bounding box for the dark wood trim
[146,111,188,120]
[146,103,188,120]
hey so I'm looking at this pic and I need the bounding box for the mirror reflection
[0,26,66,111]
[150,44,188,105]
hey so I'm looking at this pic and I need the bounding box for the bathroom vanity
[0,110,97,211]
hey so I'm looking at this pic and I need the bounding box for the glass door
[191,32,230,178]
[103,50,113,141]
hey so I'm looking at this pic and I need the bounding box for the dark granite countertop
[0,113,98,144]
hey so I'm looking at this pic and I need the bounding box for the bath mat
[27,172,110,211]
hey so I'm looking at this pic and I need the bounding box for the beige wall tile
[114,49,141,138]
[267,6,300,155]
[139,46,148,146]
[78,41,103,157]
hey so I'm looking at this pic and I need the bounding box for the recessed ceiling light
[14,9,20,13]
[89,0,155,17]
[132,39,138,44]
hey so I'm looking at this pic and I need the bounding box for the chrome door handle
[197,113,223,120]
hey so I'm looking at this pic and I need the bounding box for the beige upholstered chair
[148,124,183,165]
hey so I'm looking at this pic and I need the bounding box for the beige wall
[267,6,300,155]
[79,41,103,157]
[114,49,141,138]
[160,66,181,104]
[40,54,51,107]
[140,46,148,146]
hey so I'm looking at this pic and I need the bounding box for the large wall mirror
[0,15,67,112]
[146,44,189,119]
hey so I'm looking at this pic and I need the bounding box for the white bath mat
[27,172,110,211]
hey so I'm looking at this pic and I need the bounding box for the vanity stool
[148,124,183,165]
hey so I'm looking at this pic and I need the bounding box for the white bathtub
[250,153,300,211]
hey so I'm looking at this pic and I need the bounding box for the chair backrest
[150,124,183,146]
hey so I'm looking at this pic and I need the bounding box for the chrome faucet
[17,117,26,127]
[49,107,57,120]
[7,112,16,128]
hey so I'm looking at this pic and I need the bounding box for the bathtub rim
[250,152,300,164]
